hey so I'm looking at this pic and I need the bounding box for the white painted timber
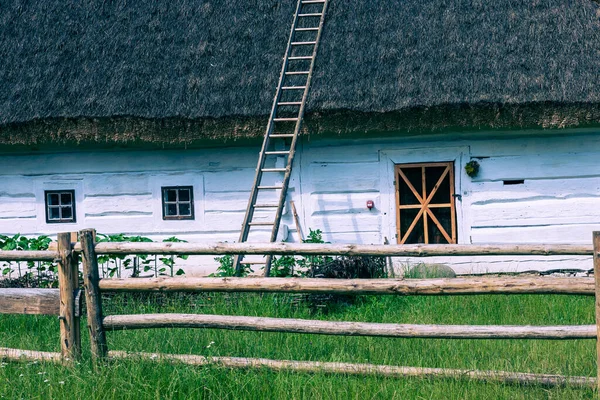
[1,129,600,274]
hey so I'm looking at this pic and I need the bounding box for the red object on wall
[366,200,374,210]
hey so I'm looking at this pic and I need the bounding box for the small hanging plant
[465,160,480,178]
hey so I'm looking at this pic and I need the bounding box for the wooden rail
[0,289,60,315]
[89,242,594,256]
[0,250,58,262]
[0,233,81,364]
[109,351,596,388]
[103,314,596,340]
[98,276,595,295]
[1,229,599,392]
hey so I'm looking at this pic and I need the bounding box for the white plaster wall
[1,129,599,275]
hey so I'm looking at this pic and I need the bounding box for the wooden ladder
[234,0,330,277]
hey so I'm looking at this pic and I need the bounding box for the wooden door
[395,162,457,244]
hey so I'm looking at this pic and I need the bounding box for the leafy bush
[0,233,187,287]
[213,229,387,280]
[96,234,187,278]
[0,234,56,287]
[209,254,252,277]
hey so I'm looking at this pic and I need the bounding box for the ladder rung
[265,151,291,155]
[295,27,320,31]
[273,118,299,122]
[257,185,283,190]
[244,261,267,265]
[254,204,280,208]
[261,168,287,172]
[285,71,310,75]
[291,41,317,46]
[277,101,303,105]
[282,86,307,90]
[298,13,323,17]
[249,222,275,226]
[269,134,295,138]
[301,0,326,4]
[288,56,313,60]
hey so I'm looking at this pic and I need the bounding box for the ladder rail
[264,0,330,277]
[233,0,304,275]
[234,0,330,277]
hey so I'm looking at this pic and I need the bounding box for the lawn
[0,292,596,399]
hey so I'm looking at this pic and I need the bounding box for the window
[395,162,456,244]
[161,186,194,220]
[45,190,76,224]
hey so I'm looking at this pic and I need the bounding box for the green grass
[0,292,596,399]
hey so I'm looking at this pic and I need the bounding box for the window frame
[44,190,77,224]
[161,186,195,221]
[394,162,457,244]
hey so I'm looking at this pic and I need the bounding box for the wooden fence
[1,229,600,392]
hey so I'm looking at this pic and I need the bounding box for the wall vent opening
[503,180,525,185]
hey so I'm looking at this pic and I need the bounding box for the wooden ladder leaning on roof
[233,0,330,277]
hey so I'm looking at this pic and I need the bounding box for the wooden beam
[80,229,107,361]
[57,232,80,362]
[108,351,595,388]
[0,347,62,363]
[0,250,58,262]
[103,313,596,340]
[98,276,595,295]
[0,289,60,315]
[88,242,594,256]
[593,231,600,397]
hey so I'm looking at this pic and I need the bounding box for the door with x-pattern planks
[395,162,457,244]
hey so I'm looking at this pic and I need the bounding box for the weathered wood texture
[57,232,80,361]
[80,229,107,361]
[98,276,595,295]
[108,351,596,388]
[0,289,60,315]
[0,347,62,363]
[593,231,600,396]
[0,250,58,261]
[103,314,595,340]
[89,242,593,256]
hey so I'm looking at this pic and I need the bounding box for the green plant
[95,233,188,278]
[0,234,56,287]
[465,160,480,178]
[210,254,253,277]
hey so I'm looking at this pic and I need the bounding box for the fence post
[594,231,600,397]
[57,232,81,362]
[80,229,107,361]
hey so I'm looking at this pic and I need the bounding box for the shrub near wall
[0,233,188,288]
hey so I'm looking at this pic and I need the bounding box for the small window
[395,162,457,244]
[162,186,194,220]
[45,190,76,224]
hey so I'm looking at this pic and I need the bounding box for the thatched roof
[1,0,600,146]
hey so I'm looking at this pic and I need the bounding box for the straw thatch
[1,0,600,146]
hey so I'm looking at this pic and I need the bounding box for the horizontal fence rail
[98,276,595,295]
[87,242,594,256]
[0,250,58,262]
[2,229,599,392]
[103,314,596,340]
[109,351,596,388]
[0,347,62,363]
[0,289,60,315]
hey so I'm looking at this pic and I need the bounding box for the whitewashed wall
[1,128,599,275]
